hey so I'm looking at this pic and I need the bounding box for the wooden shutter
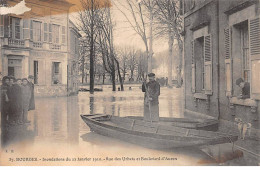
[4,15,9,37]
[0,15,3,37]
[23,19,30,39]
[224,27,233,97]
[49,24,52,43]
[191,40,195,93]
[62,26,65,44]
[43,23,48,42]
[204,34,212,95]
[249,17,260,100]
[30,20,33,40]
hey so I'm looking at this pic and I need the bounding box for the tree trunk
[168,31,174,88]
[89,0,94,94]
[103,74,105,84]
[115,58,124,91]
[111,69,116,91]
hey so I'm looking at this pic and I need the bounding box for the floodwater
[0,85,256,165]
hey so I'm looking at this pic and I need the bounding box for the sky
[67,0,169,54]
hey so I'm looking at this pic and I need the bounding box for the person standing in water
[21,78,31,123]
[142,73,160,122]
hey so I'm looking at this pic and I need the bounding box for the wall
[184,0,219,118]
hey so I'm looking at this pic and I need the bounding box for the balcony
[6,38,25,47]
[32,42,43,48]
[1,38,66,51]
[50,44,61,50]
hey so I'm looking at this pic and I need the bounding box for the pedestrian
[142,73,160,122]
[6,76,18,125]
[21,78,31,123]
[28,75,35,111]
[1,76,10,127]
[15,78,23,124]
[236,78,250,99]
[9,78,23,124]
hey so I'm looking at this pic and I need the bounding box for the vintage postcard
[0,0,259,166]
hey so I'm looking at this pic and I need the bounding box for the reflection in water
[1,124,34,148]
[89,96,94,115]
[67,96,79,145]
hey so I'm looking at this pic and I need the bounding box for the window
[191,34,212,95]
[193,36,205,93]
[0,15,3,37]
[232,21,250,97]
[44,23,48,42]
[52,62,61,84]
[241,23,250,83]
[32,21,41,42]
[23,19,30,39]
[34,61,38,84]
[10,17,21,39]
[225,17,260,100]
[54,62,59,74]
[52,24,60,44]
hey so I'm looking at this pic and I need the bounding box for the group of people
[1,75,35,126]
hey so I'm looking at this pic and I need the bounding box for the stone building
[182,0,260,138]
[0,0,81,96]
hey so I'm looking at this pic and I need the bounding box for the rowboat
[80,114,238,149]
[126,116,218,131]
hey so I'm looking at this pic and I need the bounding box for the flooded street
[0,85,258,165]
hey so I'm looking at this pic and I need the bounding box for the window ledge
[229,97,258,113]
[230,97,257,107]
[194,93,207,100]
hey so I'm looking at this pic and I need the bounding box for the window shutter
[30,20,33,40]
[224,27,233,97]
[62,26,65,44]
[204,34,212,95]
[44,23,48,42]
[4,15,9,37]
[249,17,260,100]
[0,15,4,37]
[191,40,195,93]
[49,24,52,43]
[23,19,30,39]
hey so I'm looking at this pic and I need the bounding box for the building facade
[0,0,80,97]
[182,0,260,139]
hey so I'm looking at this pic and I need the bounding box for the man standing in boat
[142,73,160,122]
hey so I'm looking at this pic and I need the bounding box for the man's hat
[148,73,155,77]
[236,78,244,85]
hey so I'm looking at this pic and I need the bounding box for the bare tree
[96,1,124,91]
[136,50,148,82]
[153,0,183,87]
[78,0,105,93]
[116,47,130,82]
[128,47,138,81]
[114,0,153,73]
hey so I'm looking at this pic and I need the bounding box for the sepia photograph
[0,0,259,166]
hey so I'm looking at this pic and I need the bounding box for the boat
[126,116,219,131]
[80,114,238,149]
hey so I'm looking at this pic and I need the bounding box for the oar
[142,73,152,123]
